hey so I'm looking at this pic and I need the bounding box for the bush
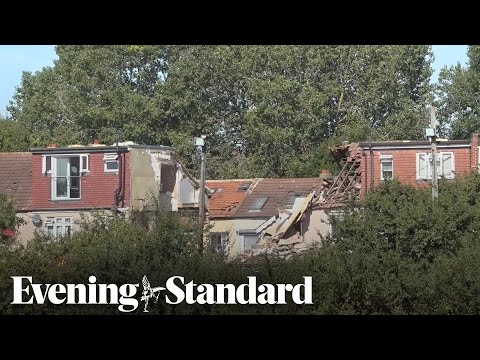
[4,174,480,314]
[0,194,25,245]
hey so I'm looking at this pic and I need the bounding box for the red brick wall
[31,152,131,209]
[470,134,479,172]
[360,146,471,196]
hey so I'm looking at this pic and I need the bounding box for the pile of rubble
[231,142,363,263]
[316,142,362,208]
[236,237,322,263]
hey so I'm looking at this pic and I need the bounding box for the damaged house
[206,133,480,260]
[206,177,333,259]
[323,133,480,208]
[0,141,206,244]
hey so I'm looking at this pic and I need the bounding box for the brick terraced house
[0,141,205,243]
[358,134,479,194]
[320,133,480,209]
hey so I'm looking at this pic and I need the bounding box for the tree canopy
[436,45,480,138]
[0,118,30,152]
[6,45,433,178]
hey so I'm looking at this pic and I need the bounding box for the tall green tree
[436,45,480,139]
[8,45,433,178]
[0,117,30,151]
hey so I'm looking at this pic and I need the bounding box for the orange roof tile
[206,179,254,218]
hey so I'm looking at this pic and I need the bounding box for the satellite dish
[32,214,42,227]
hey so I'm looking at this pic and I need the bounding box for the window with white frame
[380,155,393,180]
[42,155,88,200]
[416,152,455,180]
[104,153,119,172]
[45,217,73,237]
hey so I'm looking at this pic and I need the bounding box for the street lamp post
[194,136,206,252]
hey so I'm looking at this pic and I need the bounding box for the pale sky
[431,45,469,83]
[0,45,471,118]
[0,45,57,117]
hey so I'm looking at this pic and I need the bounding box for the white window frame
[42,155,53,175]
[440,152,455,179]
[103,153,119,173]
[416,152,455,180]
[49,154,88,200]
[45,217,73,237]
[43,154,89,175]
[380,154,393,181]
[80,154,89,173]
[416,153,429,180]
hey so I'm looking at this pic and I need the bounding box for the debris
[314,142,362,209]
[294,243,307,250]
[220,143,363,263]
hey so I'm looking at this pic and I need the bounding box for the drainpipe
[114,144,124,208]
[121,152,126,207]
[369,142,374,191]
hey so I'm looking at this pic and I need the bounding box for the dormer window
[42,154,89,200]
[104,153,119,172]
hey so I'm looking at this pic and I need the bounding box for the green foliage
[7,45,433,177]
[0,194,25,244]
[4,175,480,314]
[436,45,480,139]
[0,118,30,151]
[315,174,480,314]
[329,179,471,262]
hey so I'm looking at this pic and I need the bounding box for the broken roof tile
[205,179,255,218]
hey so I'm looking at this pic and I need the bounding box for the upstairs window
[416,152,455,180]
[104,153,119,172]
[380,155,393,180]
[44,155,88,200]
[42,155,52,175]
[43,154,88,176]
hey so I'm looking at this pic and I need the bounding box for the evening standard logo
[11,275,312,313]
